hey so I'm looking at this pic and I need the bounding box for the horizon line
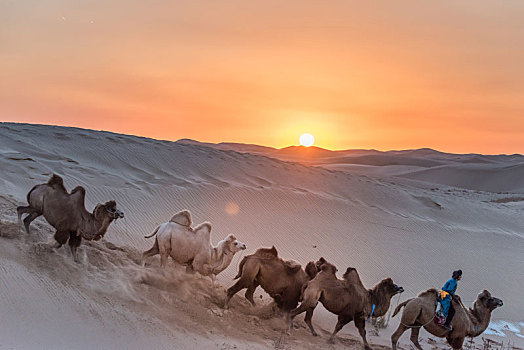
[2,121,523,157]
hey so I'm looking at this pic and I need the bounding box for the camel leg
[68,232,82,262]
[141,239,159,267]
[289,302,312,320]
[244,280,259,306]
[287,303,311,334]
[354,317,371,350]
[53,230,69,248]
[225,264,259,309]
[391,323,409,350]
[23,211,41,234]
[328,315,351,344]
[289,288,321,322]
[409,327,423,350]
[160,252,169,268]
[225,278,255,309]
[157,237,171,269]
[447,336,465,350]
[304,308,318,336]
[17,206,32,232]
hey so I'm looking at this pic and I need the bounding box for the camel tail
[234,256,248,279]
[26,184,39,204]
[144,226,160,239]
[392,299,412,318]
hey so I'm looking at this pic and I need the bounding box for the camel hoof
[327,338,335,344]
[312,331,318,337]
[364,345,373,350]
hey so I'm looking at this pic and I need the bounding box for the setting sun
[299,133,315,147]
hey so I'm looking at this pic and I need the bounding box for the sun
[299,133,315,147]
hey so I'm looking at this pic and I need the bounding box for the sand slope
[1,123,523,349]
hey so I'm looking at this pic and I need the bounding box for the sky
[1,1,524,154]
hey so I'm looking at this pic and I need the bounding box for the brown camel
[289,266,404,350]
[224,246,323,312]
[391,289,503,350]
[17,174,124,261]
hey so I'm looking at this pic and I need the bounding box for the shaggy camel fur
[142,210,246,278]
[391,289,503,350]
[224,246,323,311]
[289,265,404,350]
[17,174,124,261]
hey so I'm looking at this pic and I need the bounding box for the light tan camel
[142,210,246,279]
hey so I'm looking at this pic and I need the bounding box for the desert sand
[0,123,522,349]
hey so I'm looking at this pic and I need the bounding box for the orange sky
[1,1,523,154]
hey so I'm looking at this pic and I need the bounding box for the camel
[224,246,324,312]
[391,289,503,350]
[289,266,404,349]
[17,174,124,261]
[142,210,246,279]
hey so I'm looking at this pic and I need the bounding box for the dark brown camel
[17,174,124,261]
[224,246,324,313]
[289,266,404,350]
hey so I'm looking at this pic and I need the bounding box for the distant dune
[1,123,522,349]
[398,164,524,193]
[178,139,524,192]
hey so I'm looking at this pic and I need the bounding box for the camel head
[224,234,246,253]
[93,200,124,222]
[475,290,503,311]
[377,277,404,297]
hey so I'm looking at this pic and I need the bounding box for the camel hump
[48,174,66,191]
[283,259,302,274]
[305,261,318,279]
[418,288,438,297]
[342,267,358,280]
[71,186,86,195]
[254,246,279,259]
[193,222,212,236]
[169,210,192,227]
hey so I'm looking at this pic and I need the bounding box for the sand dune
[1,123,523,349]
[397,163,524,193]
[177,140,524,192]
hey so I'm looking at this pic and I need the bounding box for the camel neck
[79,214,112,240]
[368,287,391,316]
[467,304,491,336]
[210,245,234,274]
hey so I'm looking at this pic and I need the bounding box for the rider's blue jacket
[442,278,458,296]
